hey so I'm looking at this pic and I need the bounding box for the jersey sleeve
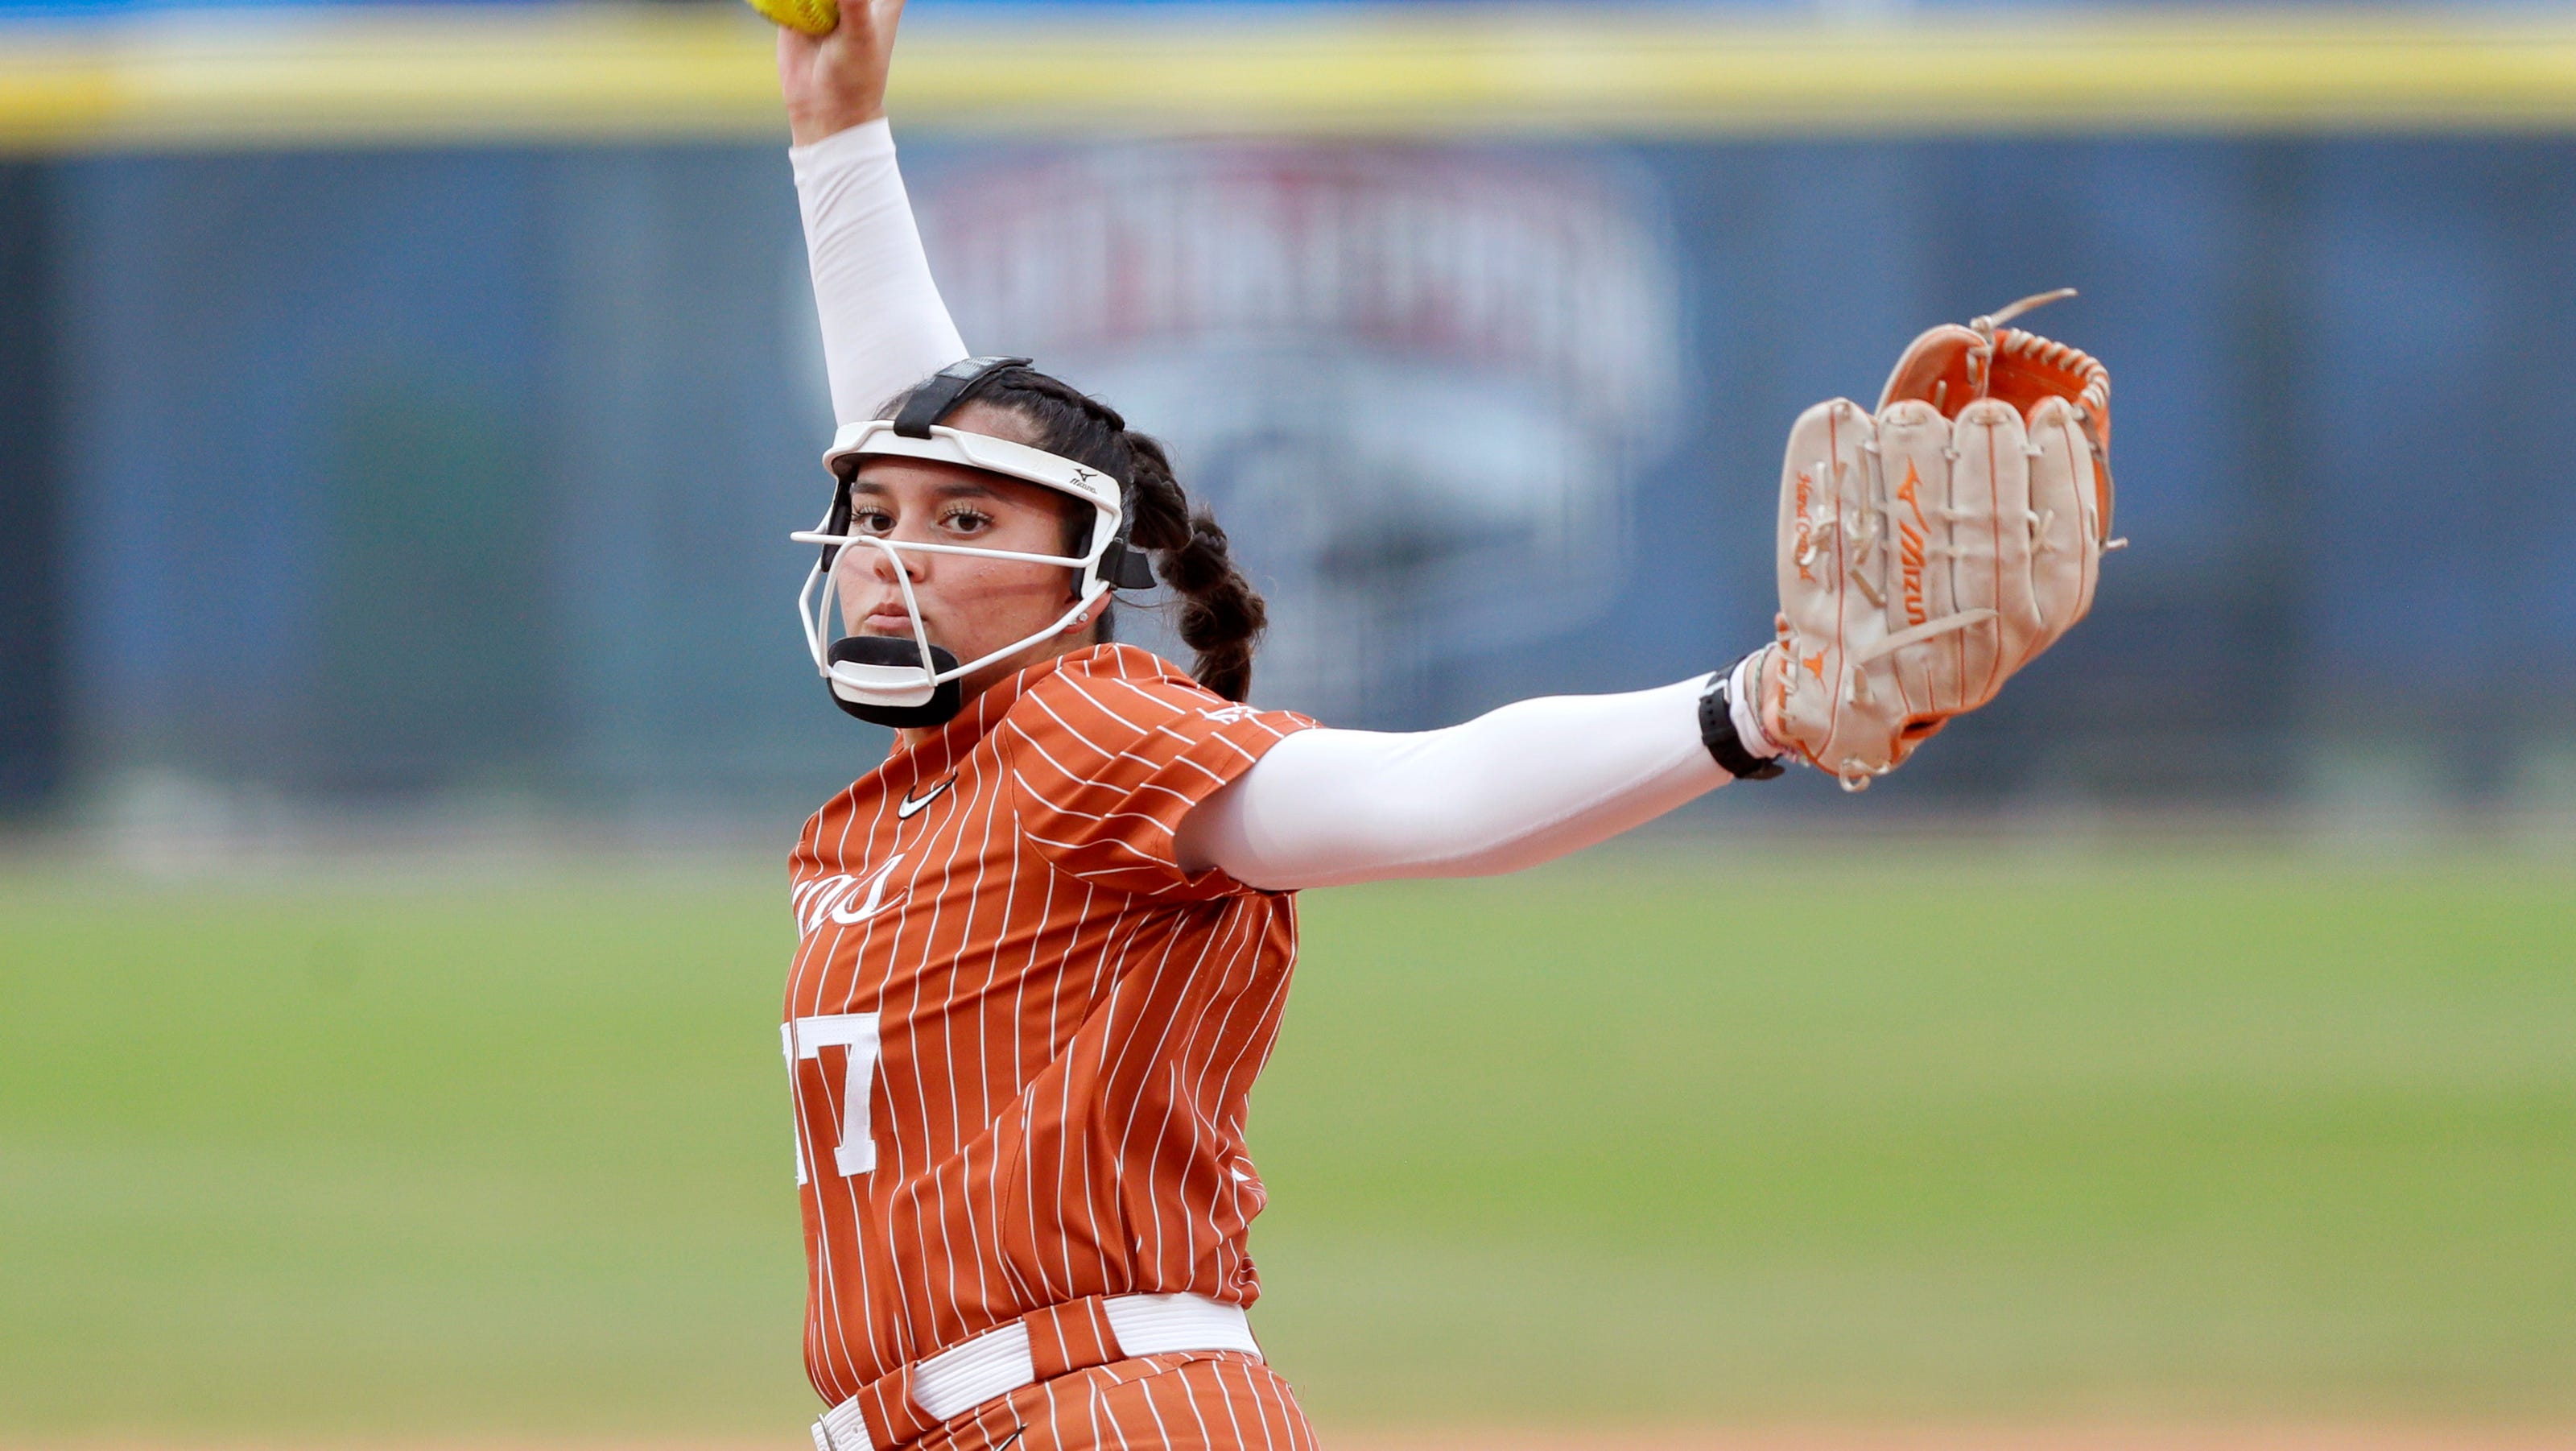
[1001,664,1317,898]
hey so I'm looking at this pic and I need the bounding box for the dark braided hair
[883,364,1267,701]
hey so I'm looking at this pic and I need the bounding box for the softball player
[770,6,2116,1449]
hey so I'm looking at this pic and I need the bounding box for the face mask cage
[790,420,1152,713]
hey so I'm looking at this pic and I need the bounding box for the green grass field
[3,847,2571,1440]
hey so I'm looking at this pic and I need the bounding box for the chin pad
[827,636,965,728]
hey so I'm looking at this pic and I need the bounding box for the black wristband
[1699,665,1786,781]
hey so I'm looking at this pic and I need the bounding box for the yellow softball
[745,0,837,37]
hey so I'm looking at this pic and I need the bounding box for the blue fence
[3,132,2574,821]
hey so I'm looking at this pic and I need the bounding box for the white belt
[813,1292,1258,1451]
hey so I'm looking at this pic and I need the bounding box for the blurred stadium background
[2,0,2572,1446]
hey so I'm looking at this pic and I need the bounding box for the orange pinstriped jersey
[782,643,1318,1408]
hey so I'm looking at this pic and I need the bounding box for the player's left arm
[1172,651,1782,891]
[1175,296,2117,891]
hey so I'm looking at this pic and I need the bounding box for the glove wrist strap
[1700,653,1787,781]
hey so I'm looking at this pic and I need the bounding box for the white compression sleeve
[1176,675,1741,891]
[790,118,969,426]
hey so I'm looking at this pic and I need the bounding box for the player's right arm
[777,0,968,424]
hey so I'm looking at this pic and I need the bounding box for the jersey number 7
[782,1012,882,1184]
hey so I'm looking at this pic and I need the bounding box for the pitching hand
[778,0,907,146]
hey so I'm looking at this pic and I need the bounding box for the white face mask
[791,418,1156,727]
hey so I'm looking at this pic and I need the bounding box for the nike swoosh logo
[897,777,954,819]
[993,1428,1027,1451]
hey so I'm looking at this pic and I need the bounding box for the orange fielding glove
[1768,290,2121,791]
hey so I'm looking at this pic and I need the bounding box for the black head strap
[892,355,1033,438]
[1100,539,1158,591]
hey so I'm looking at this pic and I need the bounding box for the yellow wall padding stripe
[8,6,2576,154]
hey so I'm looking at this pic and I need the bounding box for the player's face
[832,400,1100,701]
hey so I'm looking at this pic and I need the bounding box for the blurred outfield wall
[2,5,2574,831]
